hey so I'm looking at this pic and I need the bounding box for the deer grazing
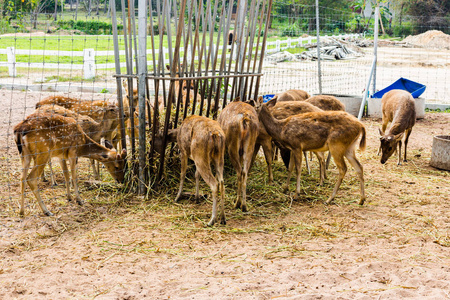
[272,89,310,102]
[257,97,366,205]
[218,98,259,212]
[378,90,416,165]
[156,115,226,226]
[14,112,127,216]
[36,104,119,181]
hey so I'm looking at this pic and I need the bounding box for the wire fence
[0,1,449,216]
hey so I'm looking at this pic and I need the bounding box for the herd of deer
[14,83,417,225]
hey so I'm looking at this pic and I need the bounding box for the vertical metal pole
[372,6,379,95]
[110,0,127,151]
[138,0,147,193]
[315,0,322,94]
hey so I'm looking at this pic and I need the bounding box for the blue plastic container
[371,77,426,99]
[263,94,275,103]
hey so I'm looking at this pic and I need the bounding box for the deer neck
[77,135,113,161]
[258,105,283,139]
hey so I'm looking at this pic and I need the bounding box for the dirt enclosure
[0,90,449,299]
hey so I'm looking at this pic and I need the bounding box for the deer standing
[157,115,226,226]
[14,112,127,216]
[378,90,416,165]
[257,98,366,205]
[218,98,259,212]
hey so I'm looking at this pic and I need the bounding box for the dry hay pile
[402,30,450,49]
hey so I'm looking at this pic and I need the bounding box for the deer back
[381,90,416,135]
[273,89,310,102]
[304,95,345,111]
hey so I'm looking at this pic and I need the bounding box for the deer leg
[260,140,274,184]
[292,150,303,200]
[216,157,226,225]
[28,154,53,216]
[314,151,326,186]
[19,154,32,216]
[345,148,365,205]
[325,152,332,170]
[403,128,412,162]
[250,143,261,171]
[273,145,279,161]
[284,152,295,193]
[90,159,100,180]
[303,151,310,175]
[228,146,243,211]
[193,159,220,226]
[397,141,402,166]
[326,151,347,205]
[68,156,83,205]
[194,169,201,202]
[175,152,188,202]
[59,158,72,202]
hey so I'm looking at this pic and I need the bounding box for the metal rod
[315,0,322,94]
[372,6,379,95]
[358,58,376,120]
[137,0,148,193]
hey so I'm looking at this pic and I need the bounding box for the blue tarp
[263,94,275,103]
[371,77,426,99]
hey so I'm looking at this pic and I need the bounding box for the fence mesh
[0,1,449,216]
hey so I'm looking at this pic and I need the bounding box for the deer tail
[14,130,24,154]
[359,126,366,152]
[239,115,251,157]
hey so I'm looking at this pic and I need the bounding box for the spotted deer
[155,115,226,226]
[14,112,127,216]
[378,90,416,165]
[257,97,366,205]
[36,104,120,181]
[218,98,259,212]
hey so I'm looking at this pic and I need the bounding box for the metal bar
[250,0,267,100]
[358,58,376,120]
[219,0,236,109]
[372,6,379,95]
[137,0,147,193]
[224,0,241,105]
[315,0,322,94]
[187,0,203,116]
[197,0,213,116]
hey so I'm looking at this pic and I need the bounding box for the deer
[36,104,120,182]
[272,89,310,102]
[257,97,366,205]
[14,112,127,216]
[155,115,226,226]
[304,94,346,169]
[166,64,201,109]
[378,90,416,165]
[218,98,259,212]
[250,97,325,184]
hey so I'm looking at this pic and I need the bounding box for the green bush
[56,20,123,35]
[392,25,412,38]
[281,23,300,37]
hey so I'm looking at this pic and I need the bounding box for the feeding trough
[430,135,450,171]
[368,77,426,119]
[322,94,362,117]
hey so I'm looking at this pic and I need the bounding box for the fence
[0,33,360,80]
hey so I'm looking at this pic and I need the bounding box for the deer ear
[378,128,384,136]
[247,100,256,107]
[233,96,241,102]
[266,98,277,108]
[394,132,404,141]
[104,140,113,149]
[257,96,263,104]
[166,64,170,71]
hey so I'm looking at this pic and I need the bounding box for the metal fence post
[6,47,16,77]
[83,48,96,79]
[372,6,379,95]
[315,0,322,94]
[137,0,147,194]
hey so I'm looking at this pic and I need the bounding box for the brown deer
[257,98,366,205]
[272,89,310,102]
[218,98,259,212]
[250,97,324,184]
[304,95,346,112]
[36,104,119,181]
[156,115,226,226]
[14,112,127,216]
[378,90,416,165]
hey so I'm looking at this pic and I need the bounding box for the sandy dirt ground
[0,89,449,299]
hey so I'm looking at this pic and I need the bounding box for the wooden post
[83,48,96,79]
[6,47,16,77]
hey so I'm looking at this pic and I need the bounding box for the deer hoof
[76,199,84,206]
[240,204,248,213]
[358,198,366,205]
[44,211,54,216]
[219,215,226,225]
